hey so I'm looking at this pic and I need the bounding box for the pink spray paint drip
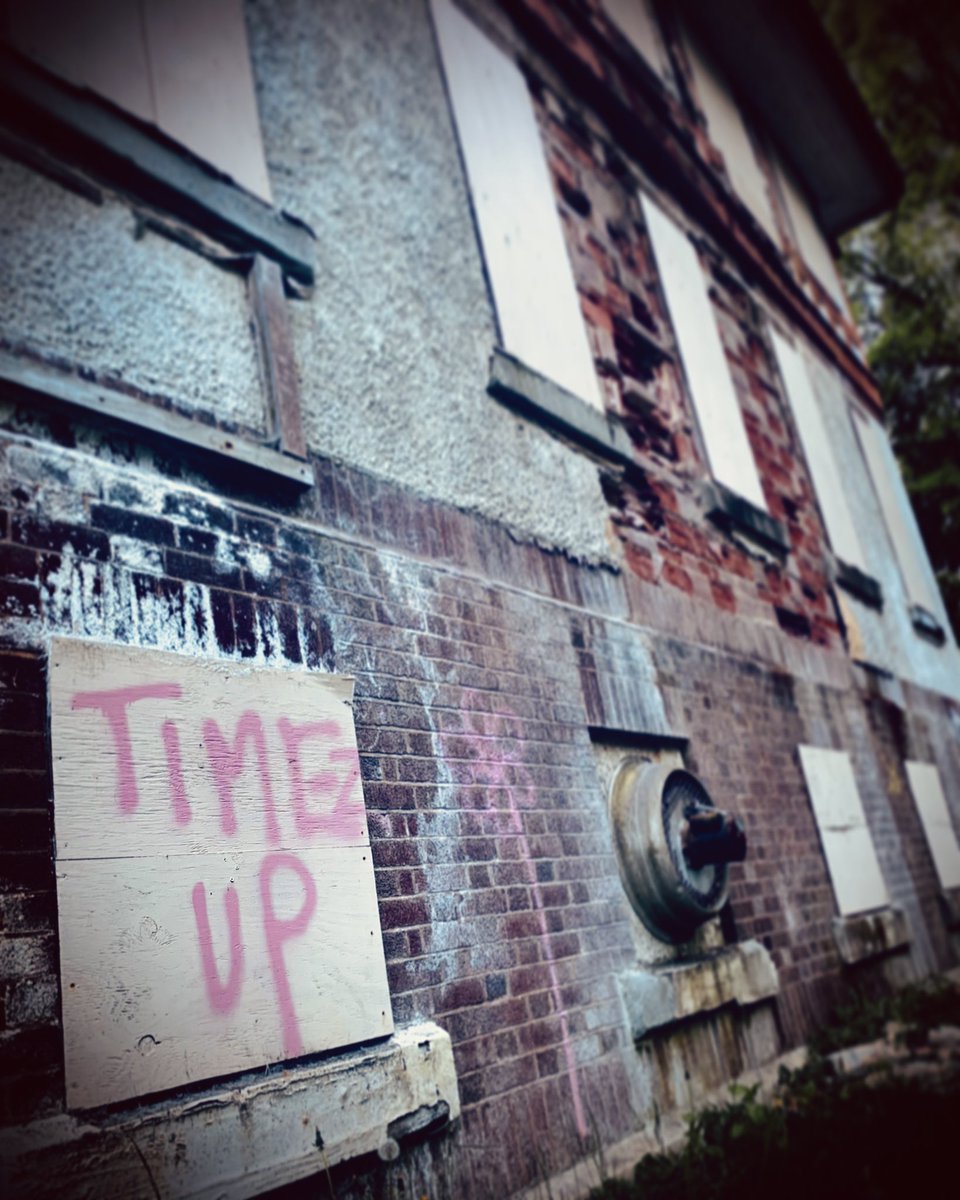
[259,852,318,1058]
[503,788,588,1140]
[192,883,245,1014]
[162,719,191,826]
[454,693,587,1141]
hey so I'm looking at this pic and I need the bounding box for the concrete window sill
[701,480,791,558]
[487,347,637,470]
[832,907,910,965]
[832,556,883,610]
[617,939,779,1041]
[0,49,315,287]
[0,349,313,490]
[909,604,947,647]
[0,1022,459,1200]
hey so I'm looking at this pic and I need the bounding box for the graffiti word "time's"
[72,682,364,842]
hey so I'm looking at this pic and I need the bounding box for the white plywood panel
[640,192,766,510]
[905,760,960,890]
[776,156,847,309]
[851,408,942,616]
[602,0,671,78]
[770,331,866,570]
[3,0,155,122]
[798,745,888,916]
[143,0,272,200]
[683,33,777,241]
[818,825,891,919]
[50,639,365,859]
[431,0,603,410]
[59,847,392,1109]
[50,639,392,1109]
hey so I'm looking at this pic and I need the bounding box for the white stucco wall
[0,156,266,432]
[245,0,613,562]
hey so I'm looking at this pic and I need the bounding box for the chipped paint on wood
[0,1022,460,1200]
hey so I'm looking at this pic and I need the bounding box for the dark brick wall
[1,423,957,1196]
[0,0,956,1193]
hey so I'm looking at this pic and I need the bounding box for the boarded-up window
[770,332,866,571]
[431,0,603,410]
[50,639,392,1109]
[774,154,846,310]
[683,32,777,242]
[2,0,271,201]
[641,192,766,511]
[602,0,672,80]
[905,761,960,890]
[851,407,942,617]
[798,745,889,916]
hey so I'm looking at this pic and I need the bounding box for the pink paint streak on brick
[446,691,588,1140]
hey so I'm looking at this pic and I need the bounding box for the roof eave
[676,0,902,239]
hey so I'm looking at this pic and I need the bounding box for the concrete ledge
[617,939,779,1040]
[0,49,315,285]
[0,1023,459,1200]
[701,481,790,557]
[0,349,313,489]
[832,907,910,965]
[909,604,946,647]
[488,347,636,469]
[833,556,883,610]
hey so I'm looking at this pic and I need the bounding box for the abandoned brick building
[1,0,959,1196]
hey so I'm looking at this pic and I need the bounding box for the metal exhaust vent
[610,759,747,943]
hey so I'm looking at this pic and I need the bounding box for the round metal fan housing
[609,759,745,943]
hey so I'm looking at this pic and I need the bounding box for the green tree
[814,0,960,634]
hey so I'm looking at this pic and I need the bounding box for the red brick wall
[523,37,845,652]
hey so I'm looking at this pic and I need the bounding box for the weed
[587,976,960,1200]
[809,974,960,1055]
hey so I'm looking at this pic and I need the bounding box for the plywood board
[905,760,960,890]
[50,638,392,1109]
[431,0,603,410]
[775,153,847,309]
[798,745,888,916]
[3,0,271,200]
[770,331,866,571]
[682,32,777,242]
[4,0,154,123]
[143,0,272,200]
[641,192,766,511]
[602,0,671,78]
[852,408,942,616]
